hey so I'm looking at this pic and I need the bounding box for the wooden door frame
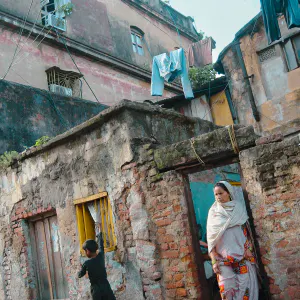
[178,160,271,300]
[28,211,68,300]
[182,173,211,300]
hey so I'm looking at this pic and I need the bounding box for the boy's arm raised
[95,222,105,255]
[78,263,87,278]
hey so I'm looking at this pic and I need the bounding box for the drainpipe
[225,88,238,124]
[234,41,260,122]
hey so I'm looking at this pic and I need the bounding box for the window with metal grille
[74,192,117,255]
[41,0,56,20]
[46,66,83,98]
[41,0,71,30]
[130,27,144,56]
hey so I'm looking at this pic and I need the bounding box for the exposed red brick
[161,243,169,251]
[158,234,174,243]
[161,250,179,259]
[174,273,184,281]
[169,242,178,250]
[157,228,166,234]
[173,205,181,212]
[176,288,187,297]
[276,239,289,248]
[155,218,172,227]
[166,283,176,289]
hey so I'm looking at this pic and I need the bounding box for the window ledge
[257,29,300,53]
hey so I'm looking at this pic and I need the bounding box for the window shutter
[283,40,298,71]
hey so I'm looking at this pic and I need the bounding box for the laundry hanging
[261,0,300,44]
[188,37,214,68]
[260,0,282,44]
[283,0,300,29]
[151,48,194,99]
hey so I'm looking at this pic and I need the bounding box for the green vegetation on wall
[189,64,217,89]
[0,151,18,170]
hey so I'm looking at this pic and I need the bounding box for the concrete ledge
[18,100,219,161]
[154,125,258,171]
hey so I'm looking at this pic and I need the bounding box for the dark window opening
[41,0,56,25]
[46,66,83,98]
[41,0,68,31]
[130,26,144,56]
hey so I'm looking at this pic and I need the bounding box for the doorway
[185,163,269,300]
[29,212,68,300]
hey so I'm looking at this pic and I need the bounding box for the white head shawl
[207,181,248,253]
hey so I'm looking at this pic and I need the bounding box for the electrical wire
[12,26,54,67]
[13,8,43,60]
[12,3,65,67]
[11,69,31,85]
[1,0,35,80]
[55,30,102,104]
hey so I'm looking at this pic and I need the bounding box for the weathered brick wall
[240,136,300,299]
[118,144,202,299]
[0,102,215,300]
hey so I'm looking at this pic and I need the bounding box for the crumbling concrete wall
[220,16,300,136]
[0,101,218,300]
[240,136,300,299]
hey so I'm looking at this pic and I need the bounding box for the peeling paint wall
[210,91,234,126]
[0,24,175,105]
[221,16,300,135]
[0,101,218,300]
[0,0,197,103]
[0,0,196,60]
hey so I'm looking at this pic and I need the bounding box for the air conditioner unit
[49,84,73,97]
[45,13,66,31]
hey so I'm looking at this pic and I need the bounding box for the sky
[171,0,261,62]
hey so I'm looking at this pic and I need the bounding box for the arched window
[130,26,144,56]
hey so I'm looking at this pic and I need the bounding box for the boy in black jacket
[78,232,116,300]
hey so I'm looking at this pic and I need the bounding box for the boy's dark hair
[82,239,98,253]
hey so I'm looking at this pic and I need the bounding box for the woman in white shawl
[207,181,259,300]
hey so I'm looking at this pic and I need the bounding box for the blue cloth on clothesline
[151,48,194,99]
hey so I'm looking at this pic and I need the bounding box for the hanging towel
[284,0,300,29]
[260,0,282,44]
[188,37,213,68]
[151,48,194,99]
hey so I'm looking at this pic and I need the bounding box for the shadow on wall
[0,80,108,153]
